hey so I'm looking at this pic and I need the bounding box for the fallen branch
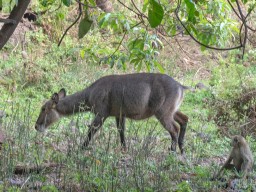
[14,163,64,175]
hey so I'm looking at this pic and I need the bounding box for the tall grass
[1,91,256,191]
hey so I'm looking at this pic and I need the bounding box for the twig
[75,0,108,9]
[58,2,82,46]
[174,37,200,61]
[131,0,147,19]
[175,0,242,51]
[227,0,241,19]
[156,25,184,38]
[105,21,143,60]
[239,21,243,46]
[116,0,139,15]
[235,0,247,58]
[75,0,96,8]
[109,31,127,59]
[156,32,186,66]
[51,2,62,13]
[11,41,19,54]
[235,0,256,57]
[227,0,256,32]
[21,176,30,189]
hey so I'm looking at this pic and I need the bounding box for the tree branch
[58,2,82,46]
[116,0,139,15]
[227,0,256,32]
[108,21,142,58]
[131,0,147,19]
[175,0,242,51]
[108,31,127,58]
[227,0,241,19]
[0,0,31,50]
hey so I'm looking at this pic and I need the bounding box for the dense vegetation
[0,0,256,191]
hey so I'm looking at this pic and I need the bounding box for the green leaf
[99,13,111,27]
[130,58,141,65]
[143,0,149,12]
[88,0,96,6]
[184,0,197,24]
[136,61,143,71]
[128,39,144,50]
[148,0,164,28]
[194,10,199,17]
[39,0,54,7]
[57,12,65,20]
[80,50,85,59]
[154,61,165,73]
[78,18,93,39]
[62,0,72,7]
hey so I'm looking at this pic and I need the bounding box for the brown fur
[215,135,254,179]
[35,73,189,153]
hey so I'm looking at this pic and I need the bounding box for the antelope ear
[51,93,59,105]
[58,88,66,99]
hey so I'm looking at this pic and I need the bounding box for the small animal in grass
[214,135,254,180]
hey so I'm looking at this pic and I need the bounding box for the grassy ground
[0,15,256,192]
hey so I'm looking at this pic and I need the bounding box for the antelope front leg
[83,115,106,149]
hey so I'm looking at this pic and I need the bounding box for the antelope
[35,73,189,154]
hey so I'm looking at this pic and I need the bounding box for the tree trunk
[0,0,31,50]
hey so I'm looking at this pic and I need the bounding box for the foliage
[0,0,255,70]
[147,0,164,28]
[78,17,93,38]
[207,55,256,134]
[25,0,254,71]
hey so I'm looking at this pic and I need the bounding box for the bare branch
[75,0,97,8]
[116,0,139,15]
[0,18,16,24]
[175,0,242,51]
[108,21,143,58]
[156,25,184,38]
[131,0,147,19]
[109,31,127,58]
[58,2,82,46]
[243,3,256,32]
[75,0,109,9]
[235,0,247,57]
[227,0,241,19]
[227,0,256,32]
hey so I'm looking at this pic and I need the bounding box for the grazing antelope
[35,73,189,153]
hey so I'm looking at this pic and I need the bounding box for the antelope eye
[41,107,46,112]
